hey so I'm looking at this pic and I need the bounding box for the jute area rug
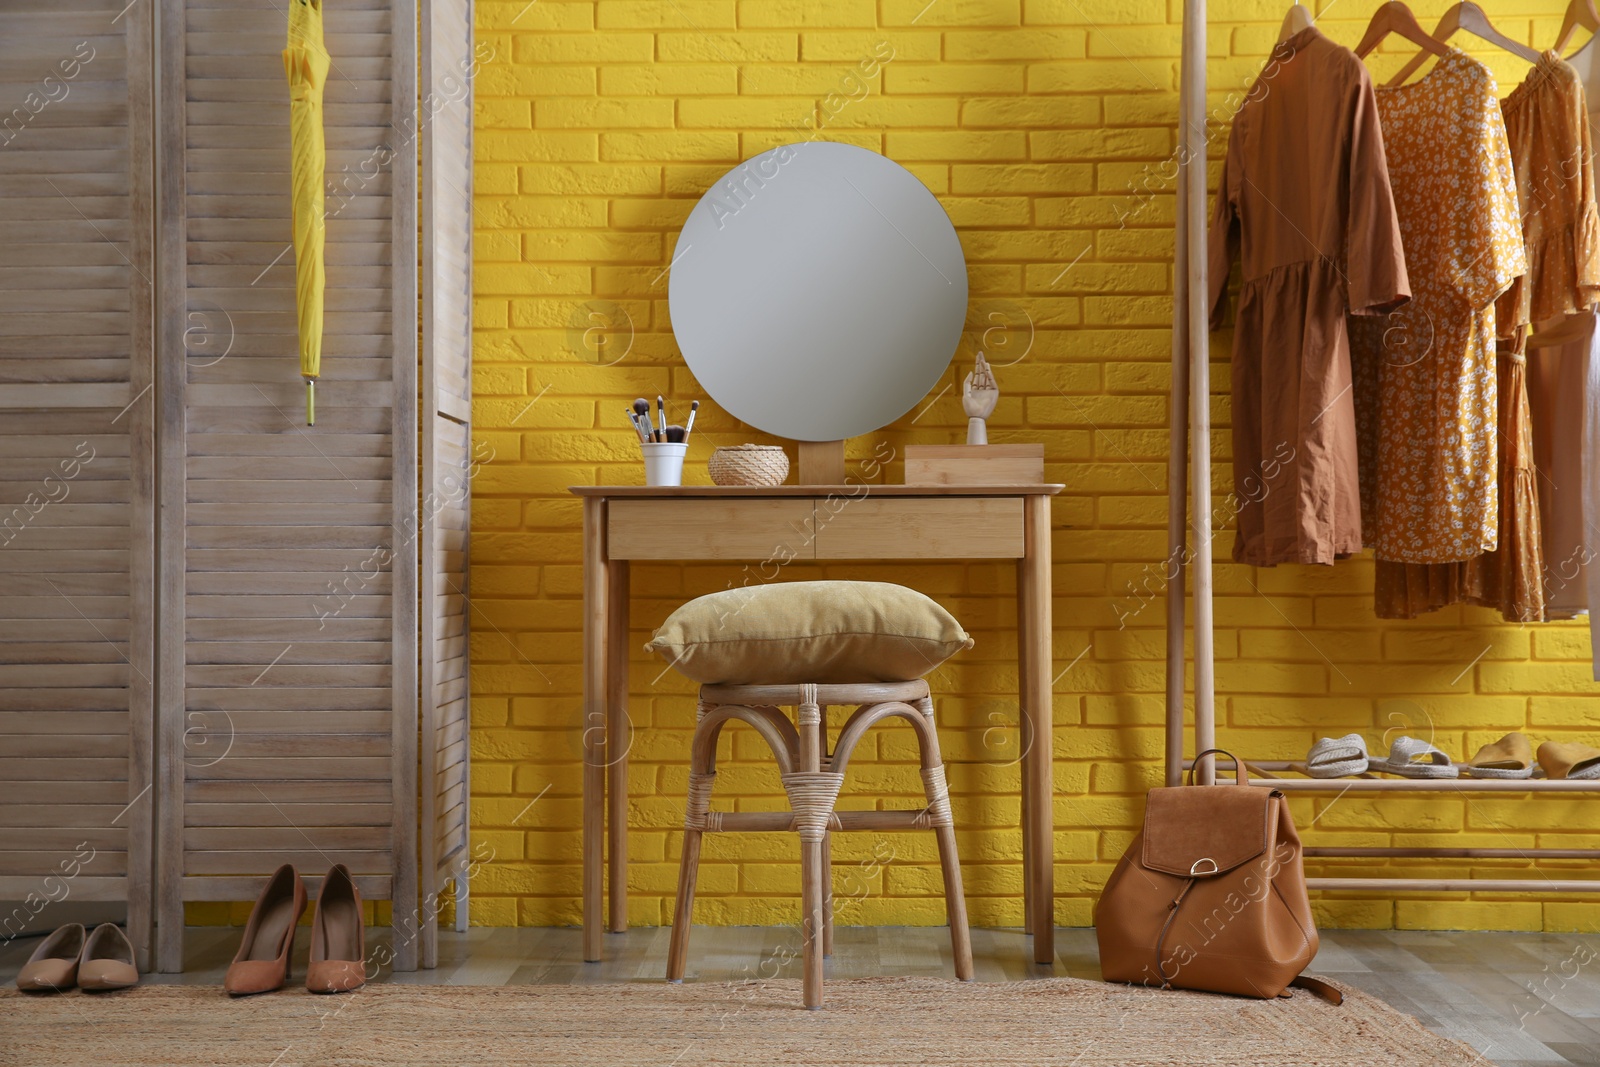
[0,977,1490,1066]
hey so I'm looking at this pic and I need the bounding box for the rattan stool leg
[666,828,701,982]
[669,761,719,982]
[800,835,825,1009]
[914,697,973,982]
[795,683,825,1004]
[935,820,973,981]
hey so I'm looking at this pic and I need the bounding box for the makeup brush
[656,395,666,443]
[633,398,655,443]
[664,425,686,443]
[625,407,648,444]
[683,400,700,440]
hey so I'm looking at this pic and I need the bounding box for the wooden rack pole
[1245,776,1600,793]
[1164,71,1191,789]
[1307,878,1600,893]
[1181,0,1217,784]
[1307,847,1600,859]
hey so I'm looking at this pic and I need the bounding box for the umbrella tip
[307,378,316,426]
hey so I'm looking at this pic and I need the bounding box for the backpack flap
[1140,784,1275,878]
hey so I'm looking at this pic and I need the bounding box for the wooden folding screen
[154,0,422,971]
[0,0,156,968]
[0,0,466,976]
[419,0,475,969]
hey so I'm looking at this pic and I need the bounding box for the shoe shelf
[1177,759,1600,894]
[1187,760,1600,792]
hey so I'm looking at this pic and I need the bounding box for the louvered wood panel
[155,0,419,972]
[418,0,473,969]
[0,0,154,966]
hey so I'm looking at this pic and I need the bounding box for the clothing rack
[1167,2,1600,894]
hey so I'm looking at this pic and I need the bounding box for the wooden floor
[3,926,1597,1065]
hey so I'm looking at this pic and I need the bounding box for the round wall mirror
[668,142,968,442]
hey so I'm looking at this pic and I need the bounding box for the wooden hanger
[1386,2,1541,86]
[1355,1,1452,59]
[1278,3,1314,43]
[1556,0,1600,56]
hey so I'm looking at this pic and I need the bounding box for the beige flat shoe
[79,923,139,991]
[1465,732,1534,779]
[306,864,366,994]
[16,924,85,992]
[1537,740,1600,781]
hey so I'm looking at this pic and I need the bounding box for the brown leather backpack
[1094,750,1340,1003]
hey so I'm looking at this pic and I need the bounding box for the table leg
[606,559,630,933]
[1022,494,1054,964]
[582,498,608,962]
[1017,559,1034,937]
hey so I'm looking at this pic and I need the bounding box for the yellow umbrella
[284,0,330,424]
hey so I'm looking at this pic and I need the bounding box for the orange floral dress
[1349,50,1526,573]
[1374,53,1600,621]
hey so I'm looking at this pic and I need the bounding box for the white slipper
[1382,736,1459,778]
[1307,733,1369,778]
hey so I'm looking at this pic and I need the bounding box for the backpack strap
[1282,975,1344,1005]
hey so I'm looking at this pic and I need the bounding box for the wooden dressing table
[572,482,1062,965]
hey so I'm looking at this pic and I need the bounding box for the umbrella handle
[306,378,316,426]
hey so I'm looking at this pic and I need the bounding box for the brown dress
[1209,25,1409,568]
[1375,52,1598,621]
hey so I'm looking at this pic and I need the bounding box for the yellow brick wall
[466,0,1600,934]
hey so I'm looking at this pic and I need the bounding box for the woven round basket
[708,444,789,487]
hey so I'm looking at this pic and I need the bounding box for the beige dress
[1526,317,1594,618]
[1209,26,1409,568]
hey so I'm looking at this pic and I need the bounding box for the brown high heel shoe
[224,864,307,996]
[306,863,365,994]
[16,924,85,992]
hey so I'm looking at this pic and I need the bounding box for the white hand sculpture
[962,351,999,445]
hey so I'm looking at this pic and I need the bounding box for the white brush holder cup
[642,442,688,487]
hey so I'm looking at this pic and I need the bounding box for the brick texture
[467,0,1600,934]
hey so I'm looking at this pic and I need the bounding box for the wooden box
[903,444,1045,486]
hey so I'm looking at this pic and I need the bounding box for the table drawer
[607,498,816,560]
[813,497,1025,559]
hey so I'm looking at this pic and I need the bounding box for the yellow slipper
[1464,732,1534,779]
[1536,741,1600,781]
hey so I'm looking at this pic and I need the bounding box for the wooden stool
[666,679,974,1009]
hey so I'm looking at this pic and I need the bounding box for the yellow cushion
[644,580,972,684]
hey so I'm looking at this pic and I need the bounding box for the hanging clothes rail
[1167,1,1600,891]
